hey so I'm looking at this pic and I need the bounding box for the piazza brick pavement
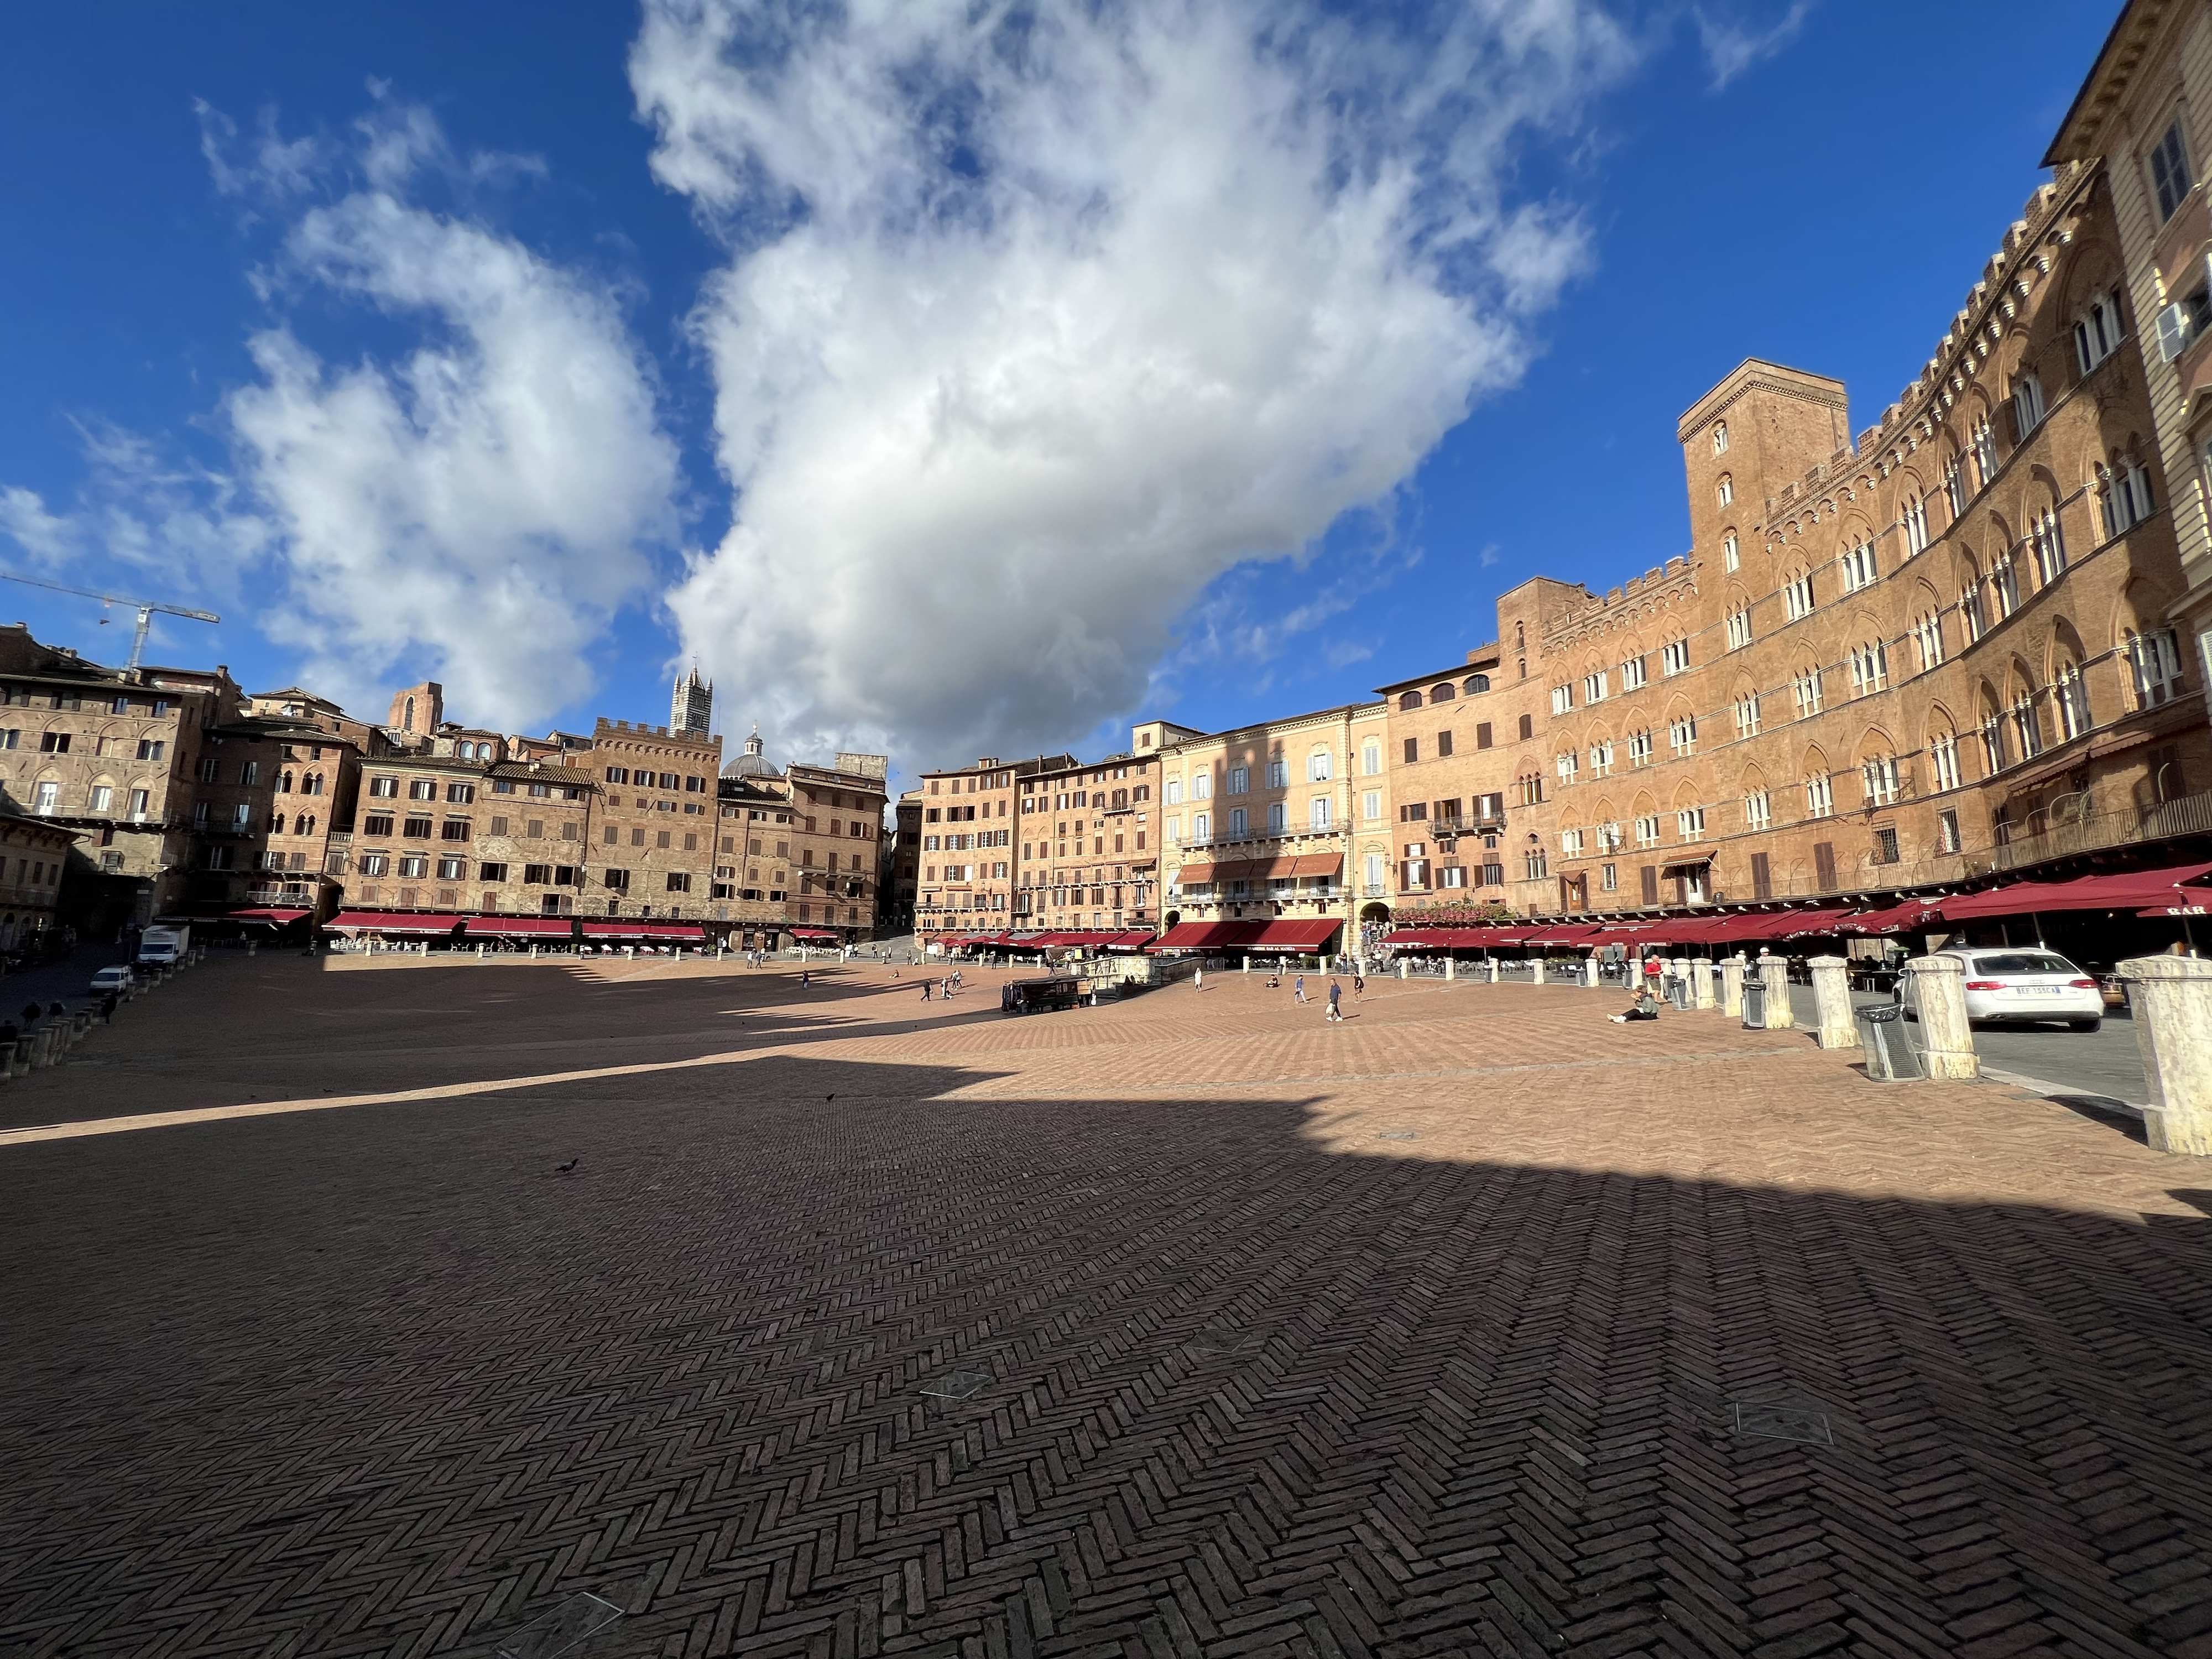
[3,953,2212,1658]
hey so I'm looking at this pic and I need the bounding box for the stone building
[886,789,922,933]
[1016,749,1162,937]
[0,627,295,932]
[2047,0,2212,708]
[709,732,889,945]
[0,812,82,952]
[1150,704,1387,953]
[580,718,721,918]
[333,748,596,916]
[1350,158,2210,930]
[242,688,373,920]
[914,756,1061,947]
[670,666,713,737]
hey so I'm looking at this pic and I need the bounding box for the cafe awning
[325,910,463,936]
[1249,918,1341,950]
[461,916,574,938]
[1147,920,1267,950]
[1936,860,2212,920]
[228,907,310,925]
[1290,853,1344,879]
[579,920,708,942]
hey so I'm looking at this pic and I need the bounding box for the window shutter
[1813,842,1838,891]
[1750,851,1772,900]
[1640,864,1658,905]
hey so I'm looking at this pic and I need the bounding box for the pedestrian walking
[1352,970,1365,997]
[1326,979,1343,1021]
[798,969,811,988]
[1293,973,1307,1003]
[920,979,932,1001]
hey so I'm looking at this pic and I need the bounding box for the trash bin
[1740,976,1767,1029]
[1667,974,1690,1010]
[1855,1004,1924,1081]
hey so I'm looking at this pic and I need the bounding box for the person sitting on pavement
[1610,987,1662,1023]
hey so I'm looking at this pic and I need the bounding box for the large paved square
[4,955,2212,1657]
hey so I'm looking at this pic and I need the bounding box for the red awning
[1104,929,1157,950]
[790,927,841,940]
[1249,918,1341,950]
[1289,853,1344,879]
[229,907,310,925]
[462,916,573,938]
[1148,920,1267,950]
[1173,862,1220,886]
[1836,900,1942,935]
[1523,923,1604,946]
[325,910,463,935]
[1937,861,2212,921]
[579,921,708,941]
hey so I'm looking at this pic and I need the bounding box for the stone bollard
[1901,954,1978,1079]
[12,1037,30,1071]
[1445,956,1456,981]
[1808,955,1859,1048]
[1583,957,1599,988]
[71,1010,91,1042]
[1488,957,1500,984]
[1531,956,1546,986]
[1242,958,1250,974]
[32,1026,58,1068]
[1399,961,1408,979]
[1756,953,1794,1030]
[2117,954,2212,1154]
[1692,957,1715,1009]
[0,1042,12,1080]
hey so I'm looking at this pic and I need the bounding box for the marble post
[1902,954,1978,1079]
[1808,954,1859,1048]
[2119,954,2212,1154]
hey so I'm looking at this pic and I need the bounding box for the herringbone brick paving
[3,955,2211,1657]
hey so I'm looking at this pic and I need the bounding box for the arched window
[1716,473,1734,508]
[1429,682,1455,702]
[1712,421,1729,455]
[272,812,286,836]
[1399,691,1422,711]
[1464,674,1489,694]
[2074,291,2121,374]
[279,770,294,793]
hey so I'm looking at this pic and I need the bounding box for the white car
[1899,948,2102,1031]
[88,965,137,995]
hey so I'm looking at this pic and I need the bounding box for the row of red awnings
[1146,918,1343,952]
[322,911,706,942]
[1379,859,2212,950]
[1174,853,1343,886]
[938,930,1154,950]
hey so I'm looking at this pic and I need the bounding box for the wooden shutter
[1476,722,1493,749]
[1640,864,1659,905]
[1750,851,1772,900]
[1813,842,1837,890]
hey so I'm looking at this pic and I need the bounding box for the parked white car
[88,965,137,995]
[1898,948,2102,1031]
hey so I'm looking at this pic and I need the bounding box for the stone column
[32,1026,57,1068]
[1808,954,1859,1048]
[1692,957,1715,1008]
[1584,957,1600,988]
[1488,957,1500,983]
[1902,954,1978,1079]
[1720,957,1746,1015]
[1399,960,1408,979]
[1756,953,1793,1030]
[1531,956,1546,985]
[1445,956,1456,980]
[2118,954,2212,1155]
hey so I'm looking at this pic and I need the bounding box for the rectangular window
[1559,827,1584,857]
[1676,807,1705,842]
[478,862,508,882]
[129,787,149,816]
[2153,117,2193,224]
[1938,809,1961,854]
[398,854,427,879]
[1600,862,1618,892]
[1309,797,1331,830]
[1227,766,1249,795]
[1228,806,1248,837]
[1475,722,1492,749]
[441,819,471,841]
[1307,752,1332,781]
[1191,773,1211,799]
[1634,814,1660,848]
[1750,851,1772,900]
[1436,729,1454,758]
[1583,671,1608,704]
[447,782,476,804]
[1361,790,1381,822]
[2076,294,2120,374]
[1192,812,1210,841]
[363,813,394,837]
[1402,737,1418,764]
[1266,759,1288,788]
[1661,640,1691,676]
[1723,533,1739,572]
[1551,685,1574,714]
[1813,841,1838,891]
[1620,655,1647,691]
[436,856,467,880]
[369,776,398,797]
[403,816,433,839]
[1267,802,1286,833]
[1640,864,1659,905]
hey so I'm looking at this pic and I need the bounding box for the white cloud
[5,101,676,729]
[1694,2,1814,91]
[632,0,1636,765]
[0,487,80,566]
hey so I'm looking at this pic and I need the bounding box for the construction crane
[0,571,220,672]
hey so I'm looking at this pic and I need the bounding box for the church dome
[721,724,779,779]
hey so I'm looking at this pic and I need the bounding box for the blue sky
[0,1,2119,780]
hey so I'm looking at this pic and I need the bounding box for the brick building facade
[1018,749,1162,936]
